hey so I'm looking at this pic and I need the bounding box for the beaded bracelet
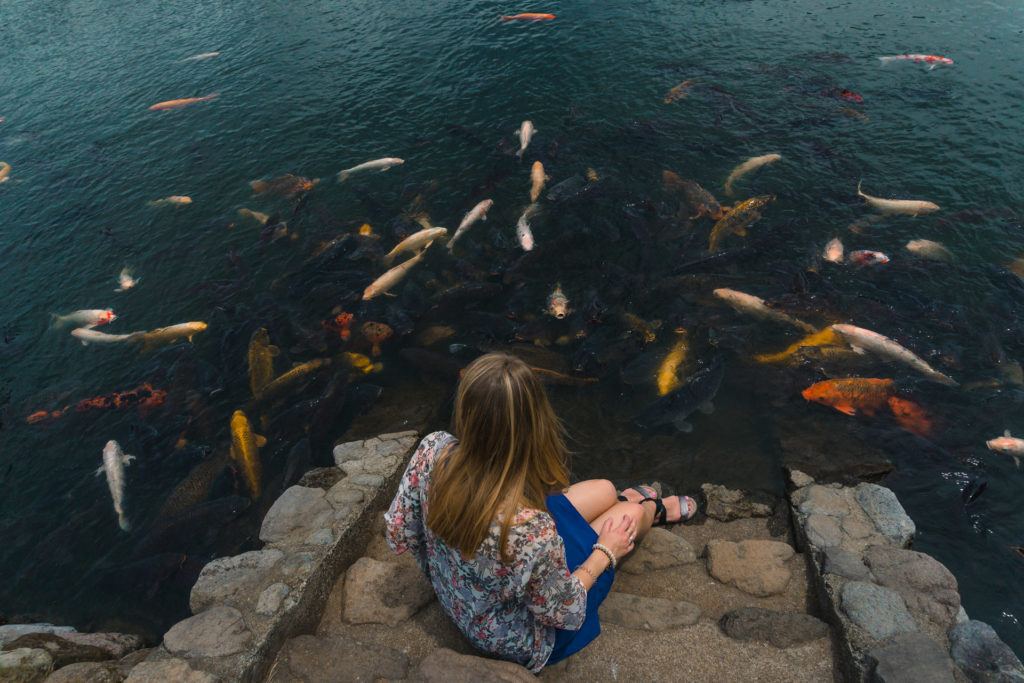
[591,542,617,570]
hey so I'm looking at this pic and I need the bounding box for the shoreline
[3,432,1022,681]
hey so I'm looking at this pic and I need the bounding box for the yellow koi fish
[656,329,689,396]
[754,327,842,363]
[230,410,265,499]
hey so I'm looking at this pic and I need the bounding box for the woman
[385,353,698,672]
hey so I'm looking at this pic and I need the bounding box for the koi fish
[448,199,493,252]
[823,237,844,263]
[97,440,135,531]
[530,366,598,386]
[848,250,890,266]
[71,328,136,345]
[530,161,548,203]
[501,13,556,21]
[663,171,725,221]
[547,284,571,319]
[515,120,535,159]
[857,180,939,215]
[830,324,957,386]
[52,309,116,329]
[132,322,208,351]
[230,410,265,499]
[344,352,383,375]
[183,51,220,61]
[987,430,1024,467]
[238,208,270,225]
[708,195,773,252]
[361,321,393,357]
[878,54,953,69]
[713,288,815,333]
[256,358,332,403]
[248,327,279,396]
[754,327,842,364]
[516,203,538,251]
[724,153,781,196]
[802,377,932,436]
[664,80,696,104]
[621,312,662,344]
[115,267,138,292]
[656,329,689,396]
[905,239,954,262]
[26,383,166,424]
[383,227,447,266]
[148,93,219,111]
[0,161,10,183]
[337,157,404,182]
[363,244,431,300]
[148,195,192,207]
[250,174,318,197]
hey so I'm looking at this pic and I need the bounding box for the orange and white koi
[987,430,1024,467]
[148,93,219,111]
[878,54,953,69]
[848,250,890,266]
[52,309,116,329]
[547,284,570,319]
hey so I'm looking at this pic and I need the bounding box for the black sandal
[618,485,700,526]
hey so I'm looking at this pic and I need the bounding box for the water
[2,0,1023,651]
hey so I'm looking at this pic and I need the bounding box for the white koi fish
[516,203,538,251]
[52,309,116,329]
[857,180,939,215]
[115,267,138,292]
[183,51,221,61]
[448,199,493,252]
[71,328,136,345]
[830,323,957,386]
[823,237,844,263]
[383,227,447,266]
[724,153,781,196]
[337,157,404,182]
[97,440,135,531]
[363,244,432,300]
[987,430,1024,467]
[515,120,535,159]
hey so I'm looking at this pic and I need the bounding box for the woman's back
[385,431,586,672]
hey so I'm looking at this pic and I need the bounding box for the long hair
[427,353,569,562]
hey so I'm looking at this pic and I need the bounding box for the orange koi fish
[501,12,556,21]
[802,378,932,437]
[148,93,219,111]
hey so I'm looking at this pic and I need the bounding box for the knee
[594,479,617,503]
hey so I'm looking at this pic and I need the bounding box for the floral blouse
[385,431,587,672]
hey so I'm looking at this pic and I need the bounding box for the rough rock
[44,662,123,682]
[348,473,385,488]
[822,546,872,581]
[257,583,291,616]
[2,633,109,668]
[0,648,52,682]
[855,484,915,547]
[259,486,334,545]
[163,606,252,658]
[620,528,696,575]
[326,483,365,507]
[600,592,700,631]
[719,607,830,648]
[868,631,958,682]
[706,539,794,597]
[343,557,434,626]
[124,658,218,682]
[189,549,284,613]
[701,484,775,522]
[0,625,75,648]
[414,648,535,682]
[296,467,345,490]
[805,514,844,549]
[950,619,1024,682]
[840,581,917,640]
[271,634,408,682]
[58,633,143,659]
[864,545,960,641]
[796,485,850,519]
[789,470,815,489]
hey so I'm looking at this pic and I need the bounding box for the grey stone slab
[163,606,252,658]
[868,632,958,682]
[0,625,76,649]
[855,484,916,547]
[413,648,534,682]
[2,633,109,668]
[270,635,408,682]
[706,539,794,597]
[0,647,52,682]
[950,619,1024,682]
[257,583,291,616]
[600,592,700,631]
[702,484,776,521]
[620,527,696,574]
[45,661,123,682]
[259,486,334,545]
[125,658,219,682]
[719,607,830,648]
[840,581,918,640]
[296,467,344,490]
[343,557,434,626]
[189,549,284,613]
[864,545,960,642]
[823,546,873,581]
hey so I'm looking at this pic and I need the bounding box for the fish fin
[268,345,280,357]
[123,454,136,466]
[1015,456,1021,469]
[699,401,715,415]
[337,171,350,183]
[384,291,398,298]
[857,179,864,197]
[481,214,488,221]
[514,130,521,138]
[118,515,131,532]
[95,465,105,477]
[672,417,694,433]
[735,227,748,236]
[255,434,267,447]
[850,345,867,355]
[1006,430,1012,437]
[834,404,858,416]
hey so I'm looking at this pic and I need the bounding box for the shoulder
[509,508,559,546]
[411,431,456,468]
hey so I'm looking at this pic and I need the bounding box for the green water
[2,0,1023,652]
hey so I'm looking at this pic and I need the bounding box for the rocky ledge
[788,469,1024,682]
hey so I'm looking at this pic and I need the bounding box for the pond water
[2,0,1023,652]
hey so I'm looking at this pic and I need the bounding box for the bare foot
[619,486,657,504]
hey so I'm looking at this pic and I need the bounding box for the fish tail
[337,171,350,183]
[50,313,64,329]
[203,92,220,102]
[857,179,864,197]
[118,513,131,532]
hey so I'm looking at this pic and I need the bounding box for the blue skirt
[544,493,615,667]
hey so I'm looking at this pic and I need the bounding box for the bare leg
[563,479,619,523]
[619,487,689,522]
[590,501,655,545]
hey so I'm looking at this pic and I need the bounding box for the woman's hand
[596,514,637,561]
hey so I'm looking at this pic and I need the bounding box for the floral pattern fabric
[385,431,587,672]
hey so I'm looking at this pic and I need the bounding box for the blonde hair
[427,353,569,562]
